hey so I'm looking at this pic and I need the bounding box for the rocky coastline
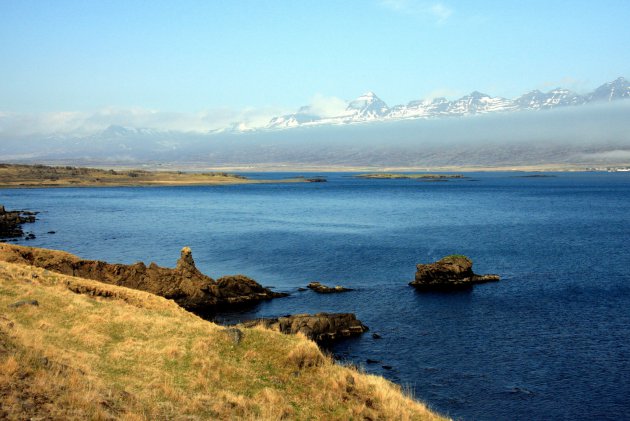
[0,205,37,238]
[0,243,286,313]
[240,313,368,342]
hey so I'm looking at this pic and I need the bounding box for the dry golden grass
[0,260,447,420]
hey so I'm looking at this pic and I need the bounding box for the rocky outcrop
[307,282,353,293]
[0,205,37,238]
[410,255,500,290]
[0,243,286,312]
[241,313,368,342]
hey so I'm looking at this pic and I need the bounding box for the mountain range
[1,77,629,169]
[266,77,630,129]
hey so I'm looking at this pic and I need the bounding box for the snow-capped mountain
[266,92,390,129]
[265,77,629,130]
[588,77,630,102]
[443,91,516,115]
[346,91,390,120]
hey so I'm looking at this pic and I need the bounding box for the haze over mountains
[1,77,629,169]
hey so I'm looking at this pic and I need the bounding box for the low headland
[0,163,308,188]
[0,243,447,419]
[355,173,466,180]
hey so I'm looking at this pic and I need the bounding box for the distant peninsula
[355,173,465,180]
[0,163,306,188]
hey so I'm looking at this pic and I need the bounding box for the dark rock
[8,299,39,308]
[224,327,244,345]
[372,333,382,339]
[307,281,353,293]
[306,177,327,182]
[366,359,380,364]
[0,205,38,238]
[47,231,56,234]
[382,365,393,370]
[240,312,368,342]
[409,255,500,291]
[297,287,307,291]
[0,243,287,313]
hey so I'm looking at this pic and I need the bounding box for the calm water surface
[2,172,629,420]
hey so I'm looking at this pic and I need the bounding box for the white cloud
[379,0,453,24]
[306,94,348,118]
[539,77,591,94]
[430,3,453,23]
[424,87,463,100]
[0,106,285,137]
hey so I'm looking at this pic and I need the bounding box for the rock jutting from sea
[307,281,353,293]
[410,255,500,290]
[240,313,369,342]
[0,243,287,312]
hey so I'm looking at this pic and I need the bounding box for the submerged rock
[241,313,368,342]
[409,255,500,291]
[307,281,353,293]
[0,243,287,312]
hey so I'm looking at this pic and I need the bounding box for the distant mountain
[588,77,630,102]
[2,77,629,169]
[265,77,629,129]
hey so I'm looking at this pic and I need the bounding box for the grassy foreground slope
[0,259,446,420]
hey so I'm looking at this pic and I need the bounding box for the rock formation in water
[0,205,37,238]
[0,243,287,311]
[409,255,500,290]
[307,281,353,293]
[241,313,368,342]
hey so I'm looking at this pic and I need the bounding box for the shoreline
[0,163,308,188]
[5,161,630,175]
[0,252,446,420]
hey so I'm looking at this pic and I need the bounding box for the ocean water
[2,172,629,420]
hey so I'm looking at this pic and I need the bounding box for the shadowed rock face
[410,255,500,290]
[0,205,37,238]
[0,243,286,311]
[241,313,368,342]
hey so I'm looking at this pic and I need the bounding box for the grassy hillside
[0,259,446,420]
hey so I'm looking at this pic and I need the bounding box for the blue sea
[2,172,629,420]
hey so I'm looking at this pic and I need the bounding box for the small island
[0,163,307,188]
[410,255,500,290]
[307,281,353,293]
[355,173,465,180]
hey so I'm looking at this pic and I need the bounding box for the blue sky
[1,0,629,131]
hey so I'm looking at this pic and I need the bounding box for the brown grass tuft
[285,338,327,370]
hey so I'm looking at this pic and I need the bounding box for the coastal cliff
[0,243,286,312]
[0,251,446,420]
